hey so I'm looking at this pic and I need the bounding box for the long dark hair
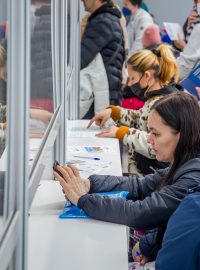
[152,92,200,187]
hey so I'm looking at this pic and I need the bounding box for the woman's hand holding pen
[132,242,148,266]
[53,164,90,205]
[96,125,118,138]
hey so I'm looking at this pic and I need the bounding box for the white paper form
[66,158,112,178]
[68,125,100,138]
[68,119,116,138]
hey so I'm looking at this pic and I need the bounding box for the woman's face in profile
[147,110,180,163]
[127,66,142,86]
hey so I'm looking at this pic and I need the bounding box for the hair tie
[152,49,161,58]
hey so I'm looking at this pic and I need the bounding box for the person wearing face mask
[121,24,162,111]
[122,0,153,58]
[54,92,200,266]
[121,78,146,110]
[87,44,178,177]
[81,0,125,107]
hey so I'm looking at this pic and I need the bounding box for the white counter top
[28,120,128,270]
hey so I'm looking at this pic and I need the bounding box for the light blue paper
[59,191,128,219]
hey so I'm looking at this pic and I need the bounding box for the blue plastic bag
[59,191,128,219]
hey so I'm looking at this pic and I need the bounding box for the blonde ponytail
[156,44,179,85]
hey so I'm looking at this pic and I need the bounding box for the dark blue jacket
[81,3,125,105]
[156,184,200,270]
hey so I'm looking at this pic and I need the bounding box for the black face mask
[123,82,147,101]
[123,73,148,99]
[130,81,148,98]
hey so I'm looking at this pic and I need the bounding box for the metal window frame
[56,0,66,164]
[68,0,80,120]
[0,0,29,269]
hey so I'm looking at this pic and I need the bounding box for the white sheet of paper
[163,22,184,40]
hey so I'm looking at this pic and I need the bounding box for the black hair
[152,92,200,187]
[129,0,143,7]
[99,0,112,3]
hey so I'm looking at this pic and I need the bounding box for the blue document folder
[180,64,200,100]
[59,191,128,219]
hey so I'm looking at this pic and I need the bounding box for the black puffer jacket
[81,3,125,105]
[78,155,200,229]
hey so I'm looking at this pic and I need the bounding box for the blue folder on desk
[59,191,128,219]
[180,64,200,100]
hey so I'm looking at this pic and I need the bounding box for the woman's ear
[143,70,151,81]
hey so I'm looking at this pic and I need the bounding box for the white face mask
[197,3,200,16]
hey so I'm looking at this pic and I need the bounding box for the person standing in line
[122,0,153,58]
[81,0,125,107]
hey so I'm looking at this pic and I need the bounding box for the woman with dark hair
[54,91,200,263]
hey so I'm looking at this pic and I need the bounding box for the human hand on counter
[53,164,90,205]
[95,125,118,138]
[87,108,112,129]
[132,242,149,266]
[30,108,52,125]
[61,165,90,193]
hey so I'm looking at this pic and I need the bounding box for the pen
[136,250,141,257]
[73,155,100,160]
